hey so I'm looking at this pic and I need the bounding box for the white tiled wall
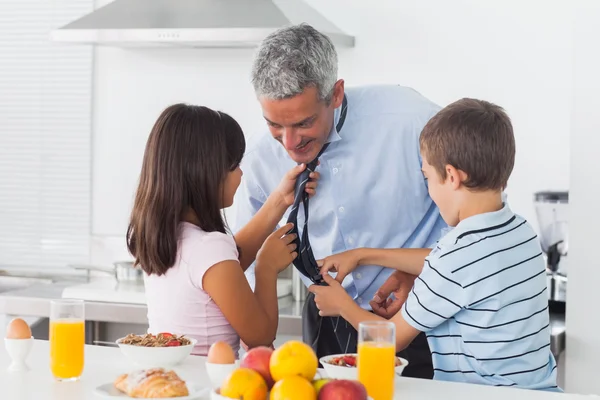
[90,0,572,265]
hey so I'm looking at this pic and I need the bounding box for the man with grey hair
[233,23,447,379]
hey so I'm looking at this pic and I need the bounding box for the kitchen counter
[0,272,565,359]
[0,275,302,337]
[0,340,586,400]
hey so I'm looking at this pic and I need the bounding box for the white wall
[90,1,572,266]
[564,0,600,395]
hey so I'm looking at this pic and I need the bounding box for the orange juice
[50,319,85,380]
[358,341,395,400]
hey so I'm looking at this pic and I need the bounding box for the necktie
[286,95,348,285]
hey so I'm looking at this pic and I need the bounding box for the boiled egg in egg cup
[4,318,34,372]
[205,341,238,389]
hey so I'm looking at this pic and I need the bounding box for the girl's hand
[273,163,320,207]
[255,223,298,274]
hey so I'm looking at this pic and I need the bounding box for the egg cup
[4,336,34,372]
[205,361,238,389]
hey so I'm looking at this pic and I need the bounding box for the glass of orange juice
[50,299,85,381]
[358,321,396,400]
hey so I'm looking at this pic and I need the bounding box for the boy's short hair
[420,98,515,191]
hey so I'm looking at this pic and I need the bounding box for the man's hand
[308,274,354,317]
[370,270,417,319]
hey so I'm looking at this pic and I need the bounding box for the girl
[126,104,318,357]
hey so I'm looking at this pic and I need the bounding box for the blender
[534,191,568,310]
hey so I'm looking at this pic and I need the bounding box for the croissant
[114,368,190,398]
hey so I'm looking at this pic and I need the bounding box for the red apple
[240,346,274,388]
[318,379,368,400]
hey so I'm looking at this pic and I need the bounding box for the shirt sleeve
[187,232,239,290]
[402,257,464,332]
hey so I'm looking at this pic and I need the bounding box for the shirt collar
[439,202,514,246]
[325,96,346,144]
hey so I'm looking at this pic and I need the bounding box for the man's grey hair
[251,23,338,103]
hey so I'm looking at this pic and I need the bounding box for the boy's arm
[356,248,431,275]
[339,298,421,351]
[313,256,465,351]
[319,248,430,283]
[309,274,423,351]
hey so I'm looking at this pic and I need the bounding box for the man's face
[259,81,344,164]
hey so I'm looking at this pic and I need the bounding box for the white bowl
[319,353,408,379]
[205,361,239,389]
[116,337,197,368]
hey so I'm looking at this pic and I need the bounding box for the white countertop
[0,340,589,400]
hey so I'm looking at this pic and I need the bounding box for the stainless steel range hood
[50,0,355,48]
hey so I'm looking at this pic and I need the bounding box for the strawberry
[160,332,173,338]
[343,355,356,366]
[166,339,181,347]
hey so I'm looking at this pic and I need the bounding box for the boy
[309,98,560,391]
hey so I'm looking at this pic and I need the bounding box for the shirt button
[338,206,345,213]
[332,167,339,174]
[355,273,362,279]
[357,297,363,304]
[348,237,354,245]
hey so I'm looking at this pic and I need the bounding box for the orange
[270,340,318,381]
[270,376,316,400]
[220,368,268,400]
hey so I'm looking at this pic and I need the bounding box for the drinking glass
[50,299,85,381]
[358,321,396,400]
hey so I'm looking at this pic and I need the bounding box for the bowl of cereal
[320,354,408,379]
[116,333,197,368]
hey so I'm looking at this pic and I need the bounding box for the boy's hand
[308,274,354,317]
[370,270,416,319]
[317,249,361,283]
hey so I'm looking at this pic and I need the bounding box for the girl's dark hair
[127,104,245,276]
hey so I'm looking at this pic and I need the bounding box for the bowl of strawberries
[116,332,197,368]
[319,354,408,379]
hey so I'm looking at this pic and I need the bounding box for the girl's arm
[235,164,318,271]
[234,193,288,271]
[204,225,297,348]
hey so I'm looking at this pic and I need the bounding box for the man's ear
[331,79,345,108]
[445,164,467,190]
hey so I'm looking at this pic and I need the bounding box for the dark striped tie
[286,95,348,285]
[287,97,356,358]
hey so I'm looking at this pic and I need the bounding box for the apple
[318,379,368,400]
[240,346,274,388]
[313,378,331,395]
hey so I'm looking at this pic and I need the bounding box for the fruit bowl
[210,388,375,400]
[210,341,377,400]
[319,353,408,379]
[116,336,197,368]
